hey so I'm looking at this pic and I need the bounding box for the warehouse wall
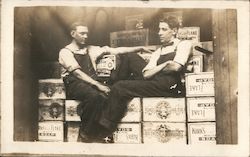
[14,6,213,141]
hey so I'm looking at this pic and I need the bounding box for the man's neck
[72,40,87,49]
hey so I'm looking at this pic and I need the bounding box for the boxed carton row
[40,96,215,123]
[39,121,216,144]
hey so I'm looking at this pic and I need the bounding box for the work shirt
[142,38,192,73]
[58,42,111,78]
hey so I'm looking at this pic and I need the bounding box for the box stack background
[38,79,66,142]
[36,11,215,144]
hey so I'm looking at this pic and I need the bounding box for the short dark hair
[160,16,180,29]
[69,21,87,32]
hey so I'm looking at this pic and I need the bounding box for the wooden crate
[121,98,141,122]
[38,121,64,142]
[113,123,142,144]
[142,98,185,122]
[187,97,215,122]
[39,99,64,121]
[38,79,66,99]
[66,122,80,142]
[65,100,81,122]
[188,122,216,144]
[185,72,214,97]
[142,122,186,144]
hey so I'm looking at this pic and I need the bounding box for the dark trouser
[99,75,182,134]
[63,76,108,136]
[63,53,147,137]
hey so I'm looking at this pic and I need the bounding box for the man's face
[72,26,88,45]
[158,22,175,45]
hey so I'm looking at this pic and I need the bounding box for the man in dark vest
[58,21,151,143]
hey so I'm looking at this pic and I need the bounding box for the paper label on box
[65,100,81,121]
[113,123,141,144]
[143,122,186,144]
[38,121,64,142]
[185,72,214,97]
[188,122,216,144]
[143,98,185,122]
[187,97,215,122]
[39,79,66,99]
[67,122,80,142]
[39,99,64,121]
[121,98,141,122]
[110,29,149,47]
[96,55,116,77]
[177,27,200,43]
[186,55,203,73]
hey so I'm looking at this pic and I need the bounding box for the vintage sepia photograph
[1,0,249,156]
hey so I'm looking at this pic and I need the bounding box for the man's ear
[70,30,75,37]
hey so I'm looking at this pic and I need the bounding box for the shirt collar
[66,42,88,54]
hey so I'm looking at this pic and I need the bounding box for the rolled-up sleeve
[173,40,192,66]
[58,49,81,72]
[142,48,161,73]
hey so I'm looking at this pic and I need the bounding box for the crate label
[39,99,64,121]
[187,97,215,122]
[96,55,116,77]
[143,122,186,144]
[177,27,200,43]
[39,79,66,99]
[38,121,64,142]
[185,72,214,97]
[188,122,216,144]
[67,122,80,142]
[143,98,185,122]
[65,100,81,121]
[113,123,141,143]
[121,98,141,122]
[110,29,149,47]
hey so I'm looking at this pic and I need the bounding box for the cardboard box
[39,99,64,121]
[65,100,81,121]
[96,54,116,77]
[125,14,144,30]
[66,122,80,142]
[143,122,186,144]
[177,27,200,43]
[39,79,66,99]
[187,97,215,122]
[142,98,185,122]
[113,123,141,144]
[121,98,141,122]
[38,121,64,142]
[185,72,214,97]
[188,122,216,144]
[110,29,149,47]
[186,54,204,73]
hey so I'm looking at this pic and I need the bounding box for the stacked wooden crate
[142,98,186,144]
[38,79,65,142]
[113,98,142,143]
[185,72,216,144]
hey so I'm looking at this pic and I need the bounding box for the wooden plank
[226,9,238,144]
[212,9,238,144]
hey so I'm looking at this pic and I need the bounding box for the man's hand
[162,60,182,72]
[96,83,111,95]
